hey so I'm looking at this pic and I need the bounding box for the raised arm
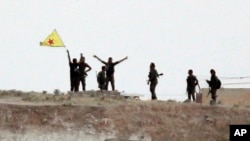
[115,56,128,64]
[93,55,106,64]
[67,50,71,63]
[79,53,83,61]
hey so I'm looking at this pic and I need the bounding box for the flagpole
[64,46,68,51]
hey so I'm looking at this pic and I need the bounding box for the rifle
[206,80,211,97]
[147,73,164,85]
[206,89,211,97]
[158,73,164,76]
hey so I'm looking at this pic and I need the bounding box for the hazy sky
[1,0,250,101]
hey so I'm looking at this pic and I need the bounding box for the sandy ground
[202,88,250,107]
[1,89,250,141]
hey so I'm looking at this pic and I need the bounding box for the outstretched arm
[115,56,128,64]
[93,55,106,64]
[67,50,71,63]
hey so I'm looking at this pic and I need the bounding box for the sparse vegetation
[53,89,61,95]
[0,89,250,141]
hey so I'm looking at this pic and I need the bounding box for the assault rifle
[147,73,164,85]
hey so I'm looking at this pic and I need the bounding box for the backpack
[216,78,221,89]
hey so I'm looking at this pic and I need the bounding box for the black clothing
[186,75,198,101]
[105,62,119,76]
[210,89,217,102]
[97,71,106,84]
[78,62,91,91]
[207,75,220,89]
[106,75,115,91]
[186,75,198,92]
[69,63,80,78]
[148,69,159,82]
[101,61,119,90]
[70,77,80,92]
[148,69,159,100]
[97,71,106,90]
[69,62,80,92]
[150,81,158,100]
[78,62,90,76]
[207,74,220,102]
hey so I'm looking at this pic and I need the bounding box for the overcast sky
[1,0,250,101]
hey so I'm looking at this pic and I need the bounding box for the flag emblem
[40,29,65,47]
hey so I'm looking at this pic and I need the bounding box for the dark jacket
[186,75,198,91]
[97,71,106,84]
[207,75,220,89]
[69,63,80,78]
[148,69,159,82]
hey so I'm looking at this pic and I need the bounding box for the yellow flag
[40,29,65,47]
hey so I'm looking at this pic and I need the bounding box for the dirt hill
[0,90,250,141]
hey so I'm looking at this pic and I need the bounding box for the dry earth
[0,90,250,141]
